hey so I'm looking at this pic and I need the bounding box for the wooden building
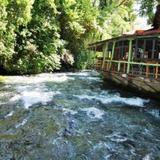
[89,29,160,100]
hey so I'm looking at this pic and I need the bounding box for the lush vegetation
[0,0,157,74]
[139,0,159,23]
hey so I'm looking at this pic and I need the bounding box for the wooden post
[155,63,158,79]
[135,39,138,59]
[118,61,121,72]
[152,39,156,59]
[111,41,116,60]
[143,39,146,59]
[127,39,133,74]
[146,65,149,78]
[109,41,116,70]
[102,42,108,70]
[124,63,126,73]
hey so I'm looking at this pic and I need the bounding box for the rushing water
[0,71,160,160]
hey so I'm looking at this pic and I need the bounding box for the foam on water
[6,73,75,84]
[142,154,152,160]
[0,92,12,98]
[105,155,112,160]
[67,70,100,76]
[62,108,78,115]
[0,102,6,105]
[78,76,102,82]
[92,141,108,150]
[10,94,21,102]
[4,111,14,118]
[67,72,91,77]
[81,107,104,119]
[102,96,149,107]
[74,94,149,107]
[15,118,28,128]
[10,91,61,109]
[105,132,128,143]
[21,91,59,109]
[9,82,61,109]
[16,85,32,92]
[147,109,160,119]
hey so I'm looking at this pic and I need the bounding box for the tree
[10,0,63,74]
[55,0,99,69]
[97,0,136,39]
[139,0,159,24]
[0,0,137,73]
[0,0,33,73]
[153,4,160,29]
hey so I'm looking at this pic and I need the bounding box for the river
[0,71,160,160]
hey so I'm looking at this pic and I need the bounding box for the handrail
[95,58,160,79]
[104,59,160,67]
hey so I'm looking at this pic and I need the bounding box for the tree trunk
[153,5,160,29]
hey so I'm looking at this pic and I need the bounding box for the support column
[111,41,116,60]
[109,41,116,70]
[152,39,156,59]
[94,46,97,70]
[127,39,133,74]
[102,42,108,70]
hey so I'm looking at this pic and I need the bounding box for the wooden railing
[95,59,160,79]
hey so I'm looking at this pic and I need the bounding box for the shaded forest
[0,0,158,74]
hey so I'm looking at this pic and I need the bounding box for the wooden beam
[143,39,146,59]
[109,41,116,70]
[135,39,138,59]
[155,63,159,79]
[102,42,108,70]
[118,62,121,72]
[105,59,160,67]
[146,65,149,78]
[152,39,156,59]
[127,39,133,74]
[111,42,116,60]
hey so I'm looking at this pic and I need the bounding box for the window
[135,38,159,60]
[114,42,120,59]
[113,40,129,60]
[145,39,153,59]
[155,39,160,59]
[137,39,144,59]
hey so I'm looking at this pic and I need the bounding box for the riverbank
[0,76,6,83]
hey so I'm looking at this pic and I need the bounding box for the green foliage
[0,76,6,82]
[139,0,158,23]
[0,0,137,74]
[5,0,62,74]
[76,50,96,70]
[0,0,33,73]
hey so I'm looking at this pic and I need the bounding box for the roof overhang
[88,29,160,52]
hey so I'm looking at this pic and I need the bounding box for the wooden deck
[95,59,160,100]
